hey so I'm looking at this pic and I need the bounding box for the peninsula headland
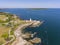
[0,12,43,45]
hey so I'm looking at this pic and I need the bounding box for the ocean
[0,8,60,45]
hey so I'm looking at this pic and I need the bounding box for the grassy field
[0,26,10,44]
[0,12,27,45]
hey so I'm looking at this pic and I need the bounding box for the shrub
[2,33,9,41]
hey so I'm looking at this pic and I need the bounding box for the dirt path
[12,23,33,45]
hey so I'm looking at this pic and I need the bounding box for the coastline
[0,12,43,45]
[12,20,42,45]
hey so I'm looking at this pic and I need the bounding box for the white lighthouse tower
[30,18,32,21]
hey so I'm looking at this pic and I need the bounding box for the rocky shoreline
[12,20,43,45]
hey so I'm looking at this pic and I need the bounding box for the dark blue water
[0,8,60,45]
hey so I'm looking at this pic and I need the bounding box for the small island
[0,12,43,45]
[28,8,47,10]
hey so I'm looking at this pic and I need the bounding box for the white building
[30,18,32,21]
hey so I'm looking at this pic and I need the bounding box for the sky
[0,0,60,8]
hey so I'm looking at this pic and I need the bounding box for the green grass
[0,41,4,45]
[0,12,30,45]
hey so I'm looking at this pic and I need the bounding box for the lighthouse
[30,18,32,21]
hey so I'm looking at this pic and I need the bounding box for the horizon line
[1,7,60,8]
